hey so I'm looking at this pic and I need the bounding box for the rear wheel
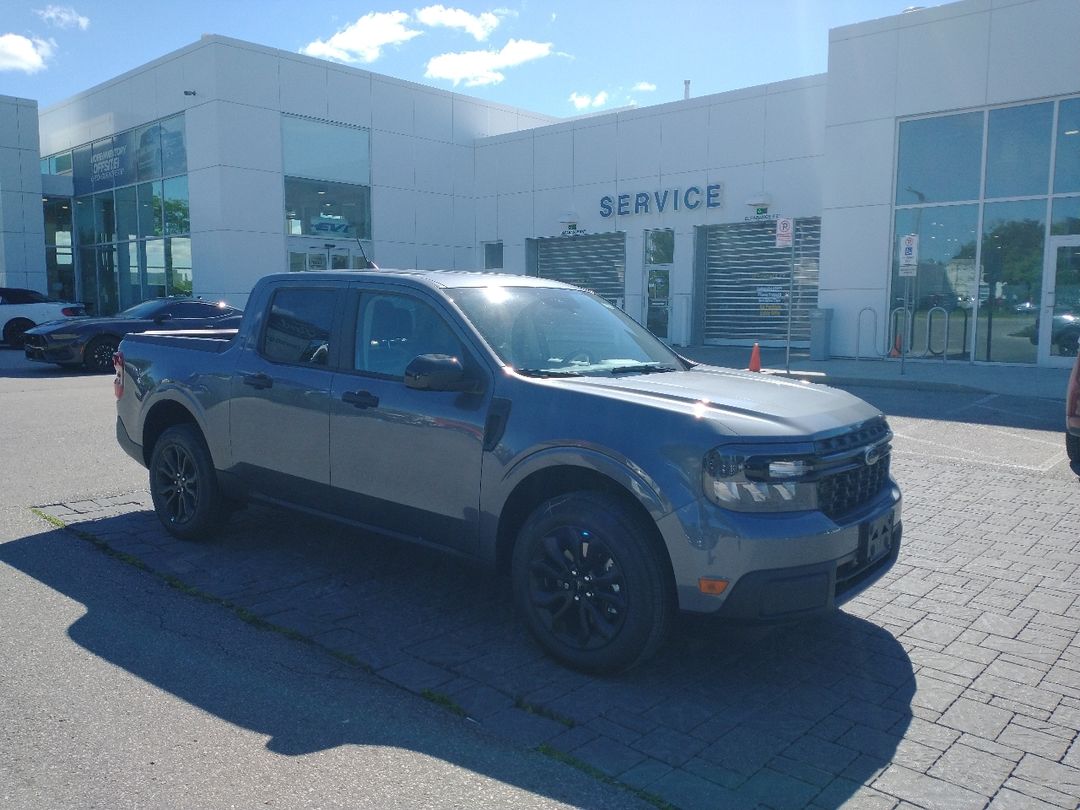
[3,318,34,348]
[84,336,119,372]
[149,425,226,540]
[511,491,674,673]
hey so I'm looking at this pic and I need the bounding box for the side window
[354,293,464,378]
[261,288,336,366]
[167,301,217,318]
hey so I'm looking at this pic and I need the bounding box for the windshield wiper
[608,363,679,375]
[516,368,584,378]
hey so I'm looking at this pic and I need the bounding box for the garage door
[699,218,821,346]
[534,232,626,306]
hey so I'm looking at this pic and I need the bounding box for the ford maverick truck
[114,270,901,672]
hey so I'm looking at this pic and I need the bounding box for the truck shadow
[3,504,916,808]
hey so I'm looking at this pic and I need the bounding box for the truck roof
[260,269,575,291]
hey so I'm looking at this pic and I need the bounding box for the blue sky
[1,1,946,117]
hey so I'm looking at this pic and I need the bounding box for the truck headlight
[702,448,816,512]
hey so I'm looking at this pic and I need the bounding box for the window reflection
[1052,196,1080,236]
[163,175,189,235]
[976,200,1045,362]
[892,206,978,360]
[282,117,369,185]
[1055,98,1080,194]
[284,176,371,240]
[986,103,1052,199]
[896,113,983,204]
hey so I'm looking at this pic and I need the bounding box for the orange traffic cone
[888,333,902,358]
[748,342,762,372]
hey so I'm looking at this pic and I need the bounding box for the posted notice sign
[775,218,793,248]
[899,234,919,277]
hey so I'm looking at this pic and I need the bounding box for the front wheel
[149,425,226,540]
[511,491,674,673]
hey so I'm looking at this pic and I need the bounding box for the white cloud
[34,5,89,30]
[416,5,499,41]
[569,91,609,110]
[632,81,656,92]
[0,33,54,73]
[425,38,551,86]
[302,11,421,64]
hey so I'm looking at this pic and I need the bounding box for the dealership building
[1,0,1078,365]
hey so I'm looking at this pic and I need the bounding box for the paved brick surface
[35,452,1080,809]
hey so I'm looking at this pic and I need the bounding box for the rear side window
[261,288,335,366]
[166,301,223,318]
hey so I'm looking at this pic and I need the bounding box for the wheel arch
[141,398,204,467]
[492,463,677,599]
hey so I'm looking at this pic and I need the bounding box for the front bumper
[23,335,84,365]
[660,483,902,620]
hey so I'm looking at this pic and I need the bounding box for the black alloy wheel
[512,491,673,673]
[149,425,225,540]
[85,336,119,373]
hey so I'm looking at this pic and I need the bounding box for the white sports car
[0,287,86,347]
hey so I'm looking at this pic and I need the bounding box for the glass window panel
[1049,245,1080,357]
[160,115,187,177]
[45,247,76,301]
[136,122,162,181]
[284,176,371,240]
[1052,196,1080,236]
[78,247,98,314]
[986,103,1053,199]
[115,185,138,241]
[289,251,307,272]
[166,237,192,296]
[163,175,190,235]
[282,116,370,184]
[72,144,92,196]
[645,229,674,264]
[93,191,115,244]
[145,239,167,298]
[75,197,95,245]
[1056,99,1080,194]
[54,152,72,174]
[138,181,163,237]
[43,197,73,247]
[96,245,119,315]
[896,112,984,205]
[117,241,141,311]
[891,205,979,360]
[262,288,336,366]
[975,199,1046,362]
[484,241,503,269]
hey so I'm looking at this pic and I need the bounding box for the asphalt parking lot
[2,345,1079,809]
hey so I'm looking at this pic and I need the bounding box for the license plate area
[859,509,895,566]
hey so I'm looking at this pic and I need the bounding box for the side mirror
[405,354,477,392]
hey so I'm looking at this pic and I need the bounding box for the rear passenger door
[229,281,346,504]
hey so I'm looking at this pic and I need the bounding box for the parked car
[1067,350,1080,477]
[1031,312,1080,356]
[24,297,243,372]
[113,270,902,673]
[0,287,86,347]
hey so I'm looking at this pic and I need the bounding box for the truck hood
[560,364,880,438]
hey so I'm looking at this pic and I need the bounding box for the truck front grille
[814,417,893,519]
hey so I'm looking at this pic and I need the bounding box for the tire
[84,336,119,372]
[3,318,34,348]
[149,425,226,541]
[1067,432,1080,467]
[511,491,674,674]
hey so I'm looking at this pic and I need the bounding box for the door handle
[342,390,379,409]
[242,372,273,390]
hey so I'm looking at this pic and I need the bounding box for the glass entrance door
[1040,236,1080,364]
[646,268,670,340]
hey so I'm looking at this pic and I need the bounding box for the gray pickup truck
[114,270,901,672]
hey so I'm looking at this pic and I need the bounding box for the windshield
[447,285,685,377]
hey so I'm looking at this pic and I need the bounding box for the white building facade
[2,0,1077,365]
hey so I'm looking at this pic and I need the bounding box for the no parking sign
[899,234,919,276]
[775,218,793,248]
